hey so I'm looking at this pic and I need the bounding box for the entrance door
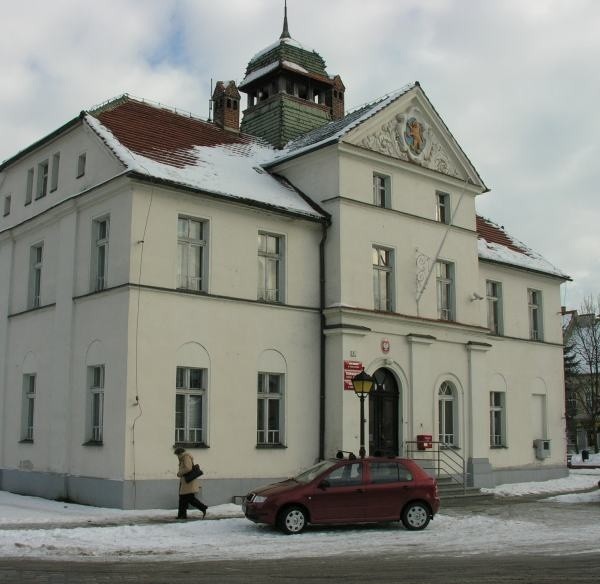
[369,368,400,456]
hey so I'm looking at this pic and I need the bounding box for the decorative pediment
[358,105,464,180]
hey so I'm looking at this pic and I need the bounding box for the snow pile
[569,451,600,466]
[482,469,600,497]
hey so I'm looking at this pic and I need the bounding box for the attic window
[77,153,87,178]
[253,167,265,174]
[3,194,11,217]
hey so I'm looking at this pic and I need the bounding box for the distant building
[0,9,570,508]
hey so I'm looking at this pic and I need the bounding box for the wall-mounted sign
[343,360,363,390]
[381,338,390,354]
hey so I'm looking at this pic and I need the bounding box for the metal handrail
[404,440,469,491]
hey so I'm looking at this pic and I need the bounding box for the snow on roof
[85,98,323,220]
[476,216,569,279]
[249,36,318,63]
[239,61,279,87]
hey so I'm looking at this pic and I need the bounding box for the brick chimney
[329,75,345,121]
[212,81,241,132]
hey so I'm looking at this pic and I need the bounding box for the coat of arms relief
[359,107,463,180]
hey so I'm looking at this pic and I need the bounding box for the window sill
[490,445,508,449]
[174,442,208,449]
[256,444,287,449]
[256,299,283,305]
[18,439,33,444]
[83,440,103,447]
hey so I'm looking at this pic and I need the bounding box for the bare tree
[567,296,600,453]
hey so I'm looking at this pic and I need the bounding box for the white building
[0,18,569,508]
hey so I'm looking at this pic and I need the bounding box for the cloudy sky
[2,0,598,309]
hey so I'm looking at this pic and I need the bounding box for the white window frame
[528,289,543,340]
[258,232,284,302]
[36,160,49,200]
[77,152,87,178]
[88,365,105,443]
[177,216,207,292]
[438,381,457,447]
[373,173,391,208]
[436,260,455,321]
[486,280,503,335]
[257,372,284,445]
[3,194,11,217]
[436,191,451,224]
[25,168,34,205]
[50,152,60,192]
[22,374,36,441]
[92,216,109,292]
[28,243,43,309]
[490,391,506,447]
[373,245,394,312]
[175,366,206,445]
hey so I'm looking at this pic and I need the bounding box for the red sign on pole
[344,360,363,390]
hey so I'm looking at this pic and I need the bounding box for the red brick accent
[330,75,345,120]
[212,81,241,132]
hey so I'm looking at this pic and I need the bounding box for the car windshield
[294,460,338,484]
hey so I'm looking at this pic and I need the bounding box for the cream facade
[0,83,568,508]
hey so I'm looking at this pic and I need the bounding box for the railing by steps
[404,440,469,492]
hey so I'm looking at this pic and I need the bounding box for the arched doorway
[369,368,400,456]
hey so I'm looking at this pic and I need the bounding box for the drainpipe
[319,220,330,461]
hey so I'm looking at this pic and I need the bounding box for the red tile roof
[91,96,254,168]
[476,215,528,255]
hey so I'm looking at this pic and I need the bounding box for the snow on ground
[0,470,598,561]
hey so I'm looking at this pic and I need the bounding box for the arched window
[438,382,456,446]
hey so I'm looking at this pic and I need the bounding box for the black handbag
[183,463,203,483]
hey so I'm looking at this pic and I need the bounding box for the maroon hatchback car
[243,455,440,534]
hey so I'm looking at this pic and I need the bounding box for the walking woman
[174,447,208,520]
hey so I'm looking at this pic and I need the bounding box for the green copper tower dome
[239,2,345,149]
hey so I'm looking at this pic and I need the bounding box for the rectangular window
[22,374,36,441]
[50,153,60,192]
[28,243,43,308]
[490,391,506,447]
[88,365,105,442]
[175,367,205,444]
[486,280,503,335]
[528,289,543,340]
[177,216,207,292]
[436,192,451,224]
[436,261,455,320]
[258,232,283,302]
[372,246,394,311]
[257,373,284,445]
[36,160,49,199]
[25,168,34,205]
[92,216,109,291]
[77,153,87,178]
[3,194,11,217]
[373,173,390,208]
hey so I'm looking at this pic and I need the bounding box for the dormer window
[36,160,49,199]
[77,153,87,178]
[3,194,11,217]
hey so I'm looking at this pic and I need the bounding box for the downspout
[319,219,330,460]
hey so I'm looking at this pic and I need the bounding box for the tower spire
[280,0,290,39]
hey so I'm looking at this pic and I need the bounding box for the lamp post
[352,369,374,458]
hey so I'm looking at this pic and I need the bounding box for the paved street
[1,553,599,584]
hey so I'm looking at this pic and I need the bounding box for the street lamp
[352,369,374,458]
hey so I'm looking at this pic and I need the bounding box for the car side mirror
[318,479,330,490]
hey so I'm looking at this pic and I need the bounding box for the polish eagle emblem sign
[404,116,426,156]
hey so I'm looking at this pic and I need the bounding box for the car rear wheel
[401,502,430,530]
[277,506,307,535]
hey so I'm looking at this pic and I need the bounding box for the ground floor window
[438,381,456,446]
[88,365,105,442]
[490,391,506,447]
[175,367,205,445]
[21,374,36,441]
[257,373,283,445]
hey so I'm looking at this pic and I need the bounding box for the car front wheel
[277,506,307,534]
[401,502,430,530]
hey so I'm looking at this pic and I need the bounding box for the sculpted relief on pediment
[359,106,464,180]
